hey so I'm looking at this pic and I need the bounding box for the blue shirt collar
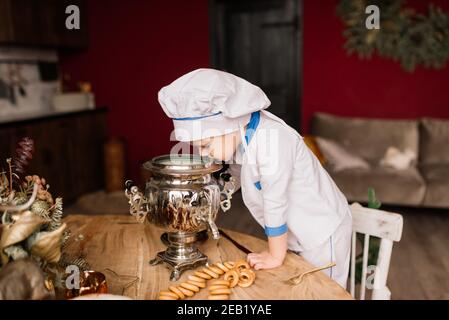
[245,111,261,145]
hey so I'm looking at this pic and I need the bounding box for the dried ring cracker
[216,262,229,273]
[208,294,230,300]
[210,288,232,295]
[194,271,212,280]
[208,265,225,275]
[159,291,179,299]
[159,295,177,300]
[234,260,250,271]
[188,275,206,283]
[224,269,239,288]
[169,286,185,299]
[208,284,229,291]
[180,282,200,293]
[202,268,219,279]
[178,286,195,297]
[187,280,206,289]
[210,280,230,286]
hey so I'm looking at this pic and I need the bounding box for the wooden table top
[63,214,353,300]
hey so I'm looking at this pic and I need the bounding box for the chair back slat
[350,231,357,297]
[372,239,394,300]
[360,234,370,300]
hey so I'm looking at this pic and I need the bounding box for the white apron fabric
[229,110,352,287]
[292,212,352,288]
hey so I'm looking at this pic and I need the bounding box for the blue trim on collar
[173,111,222,121]
[264,223,288,237]
[245,111,261,145]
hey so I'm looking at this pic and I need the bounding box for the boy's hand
[247,251,284,270]
[247,232,288,270]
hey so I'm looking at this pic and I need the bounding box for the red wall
[61,0,449,182]
[60,0,209,182]
[302,0,449,132]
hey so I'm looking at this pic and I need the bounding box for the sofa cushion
[311,113,419,166]
[420,118,449,165]
[315,136,371,172]
[420,164,449,208]
[328,166,426,206]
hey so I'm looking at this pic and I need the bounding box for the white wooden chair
[349,202,403,300]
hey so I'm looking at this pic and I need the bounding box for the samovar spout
[205,217,220,240]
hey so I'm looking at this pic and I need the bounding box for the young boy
[158,68,352,288]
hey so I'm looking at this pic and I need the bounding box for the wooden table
[63,215,353,300]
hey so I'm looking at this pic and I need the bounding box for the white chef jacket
[229,110,352,251]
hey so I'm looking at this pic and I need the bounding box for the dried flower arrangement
[0,137,90,297]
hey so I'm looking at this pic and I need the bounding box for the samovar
[125,154,235,281]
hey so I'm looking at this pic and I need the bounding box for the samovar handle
[124,180,148,223]
[218,173,235,212]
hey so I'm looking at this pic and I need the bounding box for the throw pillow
[379,146,416,170]
[315,136,371,172]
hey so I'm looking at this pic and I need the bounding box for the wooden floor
[67,190,449,300]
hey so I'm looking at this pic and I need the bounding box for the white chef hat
[158,68,271,142]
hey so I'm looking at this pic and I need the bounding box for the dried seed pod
[28,223,67,263]
[30,200,50,220]
[49,198,63,231]
[0,210,45,265]
[12,137,34,181]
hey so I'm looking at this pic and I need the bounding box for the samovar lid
[143,154,222,176]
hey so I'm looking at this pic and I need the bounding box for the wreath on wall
[337,0,449,72]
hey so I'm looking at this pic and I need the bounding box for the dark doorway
[210,0,302,131]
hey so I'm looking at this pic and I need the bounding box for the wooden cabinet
[0,0,88,48]
[0,108,107,204]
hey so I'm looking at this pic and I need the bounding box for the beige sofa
[311,113,449,208]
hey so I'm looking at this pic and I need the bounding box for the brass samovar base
[149,230,209,281]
